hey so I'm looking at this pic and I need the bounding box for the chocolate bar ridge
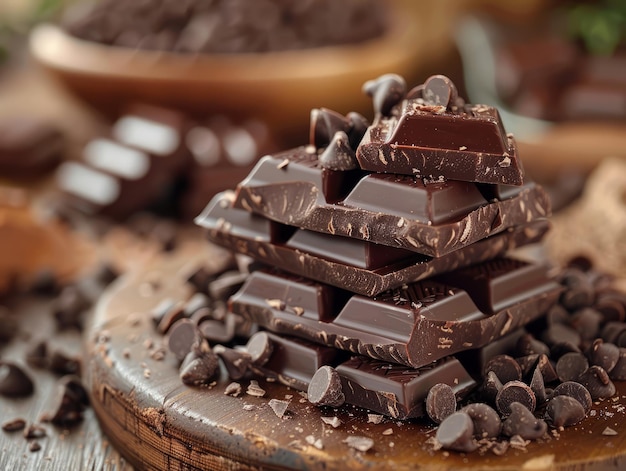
[196,191,551,296]
[232,150,550,257]
[229,260,562,368]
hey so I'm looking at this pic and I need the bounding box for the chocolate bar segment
[229,259,561,368]
[196,191,550,296]
[233,150,550,257]
[355,103,523,185]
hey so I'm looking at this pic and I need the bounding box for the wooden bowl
[28,4,429,143]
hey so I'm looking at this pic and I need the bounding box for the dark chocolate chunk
[246,332,274,366]
[586,339,619,373]
[552,381,593,413]
[23,423,46,439]
[42,376,89,426]
[208,270,248,301]
[2,418,26,432]
[198,190,551,296]
[545,395,586,428]
[25,340,48,369]
[362,73,406,116]
[556,352,589,383]
[308,366,345,407]
[496,381,536,415]
[0,362,34,397]
[52,285,90,331]
[484,355,522,384]
[425,383,457,424]
[155,300,186,334]
[356,77,523,185]
[231,149,550,257]
[29,441,41,453]
[435,412,478,453]
[230,260,560,368]
[319,131,358,171]
[167,319,203,363]
[501,402,547,440]
[459,403,501,439]
[577,365,616,400]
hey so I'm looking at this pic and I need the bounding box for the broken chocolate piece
[425,383,457,424]
[308,366,345,407]
[362,73,406,117]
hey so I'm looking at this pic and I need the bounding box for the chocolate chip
[530,367,547,404]
[213,345,251,381]
[515,333,550,357]
[577,365,616,400]
[481,370,503,403]
[186,266,215,294]
[552,381,593,413]
[0,362,34,397]
[570,308,603,341]
[545,395,586,427]
[49,350,81,376]
[309,108,350,149]
[501,402,547,440]
[319,131,358,171]
[542,323,582,348]
[308,366,345,407]
[179,347,220,386]
[190,307,214,325]
[42,376,89,426]
[426,383,456,424]
[559,269,595,310]
[496,380,536,415]
[546,304,570,325]
[484,355,522,383]
[246,332,274,366]
[515,354,540,378]
[586,339,619,373]
[29,441,42,452]
[556,352,589,382]
[609,348,626,380]
[550,341,581,359]
[362,74,406,116]
[52,285,90,331]
[435,412,478,453]
[536,354,558,383]
[346,111,370,150]
[459,403,501,439]
[596,292,626,323]
[423,75,458,108]
[155,300,186,334]
[2,418,26,432]
[183,292,212,318]
[167,319,203,363]
[25,341,48,369]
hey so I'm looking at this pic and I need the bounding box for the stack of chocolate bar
[195,74,561,419]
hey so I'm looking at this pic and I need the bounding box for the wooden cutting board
[86,238,626,471]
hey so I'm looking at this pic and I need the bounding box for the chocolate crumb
[367,414,384,424]
[23,424,46,439]
[2,418,26,432]
[246,380,266,397]
[29,441,42,452]
[268,398,290,418]
[343,435,374,452]
[321,416,342,428]
[224,382,242,397]
[602,427,618,436]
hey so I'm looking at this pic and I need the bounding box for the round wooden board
[86,238,626,471]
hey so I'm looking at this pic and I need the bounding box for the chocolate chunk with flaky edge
[231,149,550,257]
[197,190,550,296]
[355,97,524,185]
[229,259,560,368]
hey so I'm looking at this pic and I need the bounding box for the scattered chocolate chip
[609,348,626,380]
[496,381,536,415]
[459,403,501,439]
[485,355,522,383]
[268,398,290,418]
[25,340,49,369]
[596,292,626,323]
[167,318,202,362]
[346,111,370,150]
[515,354,540,378]
[501,402,547,440]
[190,307,214,325]
[435,412,478,453]
[601,322,626,346]
[556,352,589,383]
[570,308,603,341]
[155,300,186,335]
[536,354,558,383]
[516,333,550,357]
[179,348,220,386]
[481,370,503,403]
[577,365,616,400]
[308,366,345,407]
[550,341,582,360]
[2,418,26,432]
[198,314,236,344]
[213,345,251,381]
[552,381,593,413]
[42,376,89,426]
[542,323,582,348]
[49,350,81,376]
[319,131,358,171]
[362,73,406,116]
[246,332,274,366]
[426,383,457,424]
[52,285,90,331]
[183,292,212,318]
[29,441,41,452]
[559,270,595,310]
[545,395,586,428]
[530,367,547,404]
[309,108,350,149]
[0,362,34,397]
[23,423,46,439]
[586,339,619,373]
